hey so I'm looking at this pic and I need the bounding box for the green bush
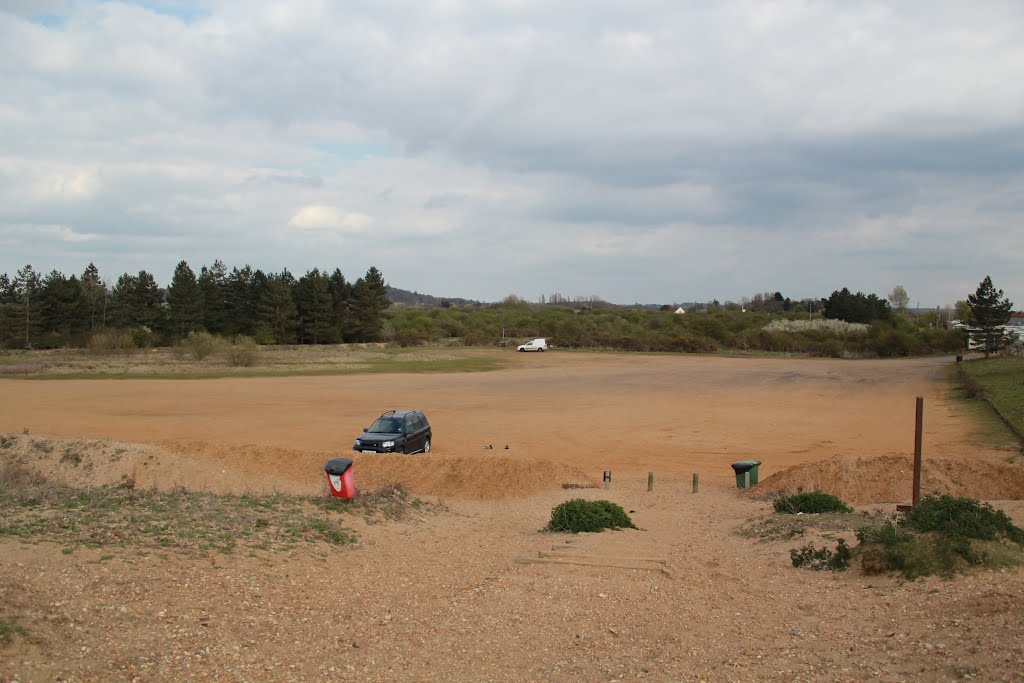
[856,497,1024,579]
[903,495,1024,544]
[773,491,853,514]
[790,538,851,571]
[546,499,637,533]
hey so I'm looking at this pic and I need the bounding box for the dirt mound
[754,453,1024,505]
[1,434,597,501]
[350,454,598,500]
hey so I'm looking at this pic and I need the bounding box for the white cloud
[287,205,373,233]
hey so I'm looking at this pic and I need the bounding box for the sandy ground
[2,352,1023,682]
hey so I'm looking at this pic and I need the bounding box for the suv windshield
[368,417,404,433]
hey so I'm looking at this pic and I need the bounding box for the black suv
[353,410,432,454]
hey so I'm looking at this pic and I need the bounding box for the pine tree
[39,270,89,345]
[13,265,43,348]
[966,276,1013,358]
[80,263,109,331]
[0,273,13,346]
[198,260,229,334]
[167,260,203,337]
[256,274,298,344]
[348,267,390,342]
[294,268,334,344]
[328,268,351,342]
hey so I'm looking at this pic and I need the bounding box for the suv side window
[412,415,425,432]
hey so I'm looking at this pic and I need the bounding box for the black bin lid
[325,457,354,475]
[730,460,761,474]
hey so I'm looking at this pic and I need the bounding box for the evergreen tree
[822,288,891,324]
[80,263,109,331]
[226,265,258,336]
[13,265,43,348]
[348,266,390,342]
[39,270,89,344]
[328,268,351,342]
[198,259,229,334]
[966,276,1013,358]
[110,271,163,330]
[0,273,13,346]
[167,260,203,337]
[256,273,298,344]
[294,268,334,344]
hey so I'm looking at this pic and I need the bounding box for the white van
[516,338,548,352]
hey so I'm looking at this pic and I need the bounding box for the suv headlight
[382,440,395,448]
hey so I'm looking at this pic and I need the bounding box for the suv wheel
[423,438,431,454]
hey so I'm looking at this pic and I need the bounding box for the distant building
[674,307,686,315]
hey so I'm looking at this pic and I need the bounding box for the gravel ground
[3,478,1023,682]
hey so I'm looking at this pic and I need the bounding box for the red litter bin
[324,457,355,499]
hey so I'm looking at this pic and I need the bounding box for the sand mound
[755,453,1024,505]
[350,453,598,500]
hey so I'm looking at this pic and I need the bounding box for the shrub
[225,336,259,367]
[87,330,137,355]
[856,497,1024,578]
[903,495,1024,544]
[957,366,989,399]
[180,331,222,360]
[790,538,851,571]
[546,499,638,533]
[773,491,853,514]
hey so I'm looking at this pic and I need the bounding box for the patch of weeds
[31,439,53,454]
[773,491,852,514]
[0,435,14,449]
[0,480,438,555]
[791,539,852,571]
[739,510,880,543]
[0,620,28,645]
[60,447,83,466]
[545,499,638,533]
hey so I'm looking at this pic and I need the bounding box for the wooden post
[603,470,611,490]
[913,396,923,506]
[692,473,699,493]
[647,471,654,491]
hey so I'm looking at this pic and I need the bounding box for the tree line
[0,261,390,349]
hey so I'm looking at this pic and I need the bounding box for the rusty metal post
[692,473,699,493]
[647,471,654,492]
[913,396,923,506]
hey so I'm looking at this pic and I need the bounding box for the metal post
[692,473,699,493]
[603,470,611,490]
[913,396,923,506]
[647,471,654,492]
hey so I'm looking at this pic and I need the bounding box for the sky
[1,1,1022,307]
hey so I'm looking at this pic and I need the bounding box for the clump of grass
[791,538,852,571]
[0,462,48,491]
[0,620,28,645]
[225,335,259,367]
[857,496,1024,579]
[87,330,138,356]
[545,499,638,533]
[773,491,852,514]
[180,331,224,361]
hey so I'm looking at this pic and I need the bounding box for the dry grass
[0,345,508,379]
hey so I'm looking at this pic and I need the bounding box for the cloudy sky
[1,1,1022,306]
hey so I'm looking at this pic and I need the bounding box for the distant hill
[386,286,481,306]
